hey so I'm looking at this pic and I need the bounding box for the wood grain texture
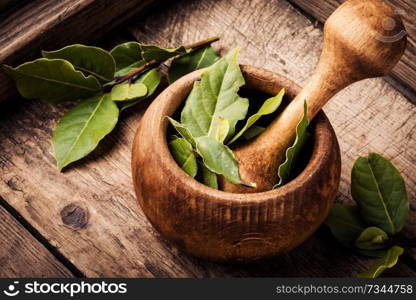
[0,0,158,103]
[132,65,341,262]
[0,205,73,278]
[0,0,415,277]
[289,0,416,100]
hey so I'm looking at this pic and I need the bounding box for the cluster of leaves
[168,49,310,188]
[326,153,410,278]
[4,37,221,170]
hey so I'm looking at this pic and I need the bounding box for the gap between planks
[0,196,84,277]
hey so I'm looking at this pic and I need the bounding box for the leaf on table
[181,48,249,140]
[195,136,255,187]
[140,44,189,62]
[197,160,218,189]
[357,246,404,278]
[166,117,196,147]
[114,60,146,77]
[351,153,409,235]
[110,42,142,71]
[52,94,119,171]
[228,89,284,145]
[118,68,161,111]
[242,125,265,140]
[42,44,116,82]
[3,58,101,104]
[110,82,147,101]
[325,204,366,248]
[168,46,219,83]
[275,101,310,188]
[168,137,197,178]
[355,227,389,250]
[211,117,229,143]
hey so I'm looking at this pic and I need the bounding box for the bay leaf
[242,125,265,140]
[166,117,195,147]
[195,136,255,187]
[325,204,366,248]
[118,68,161,111]
[355,227,389,250]
[114,60,146,78]
[52,94,119,171]
[168,46,219,83]
[42,44,115,82]
[357,246,404,278]
[168,137,197,177]
[181,48,249,140]
[3,58,101,104]
[110,82,147,101]
[275,101,310,188]
[351,153,409,234]
[211,117,229,143]
[228,89,284,144]
[110,42,142,71]
[197,160,218,189]
[140,44,188,62]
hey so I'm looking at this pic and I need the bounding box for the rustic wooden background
[0,0,415,277]
[290,0,416,101]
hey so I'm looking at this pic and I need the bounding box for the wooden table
[0,0,415,277]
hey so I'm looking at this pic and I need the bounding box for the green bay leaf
[118,68,161,111]
[355,227,389,250]
[114,60,146,78]
[169,137,197,177]
[325,204,366,248]
[228,89,284,144]
[242,125,265,140]
[211,117,229,143]
[168,46,219,83]
[195,136,255,187]
[3,58,101,104]
[110,82,147,101]
[351,153,409,234]
[42,44,115,82]
[275,101,310,188]
[181,48,249,140]
[358,246,404,278]
[52,94,119,171]
[140,44,189,62]
[166,117,196,147]
[198,160,218,189]
[110,42,142,71]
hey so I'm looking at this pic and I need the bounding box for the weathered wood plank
[0,0,415,277]
[0,204,73,278]
[289,0,416,101]
[0,0,158,103]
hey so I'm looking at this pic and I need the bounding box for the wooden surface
[289,0,416,101]
[0,204,73,277]
[0,0,157,103]
[0,0,415,277]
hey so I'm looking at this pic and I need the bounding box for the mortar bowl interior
[132,65,341,263]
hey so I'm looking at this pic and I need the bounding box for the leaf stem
[184,36,220,50]
[102,60,160,92]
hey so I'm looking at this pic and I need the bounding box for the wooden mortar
[131,66,341,262]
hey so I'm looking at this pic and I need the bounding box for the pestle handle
[222,0,407,193]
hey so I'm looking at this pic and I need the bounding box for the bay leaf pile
[167,48,310,189]
[4,36,220,170]
[327,153,410,278]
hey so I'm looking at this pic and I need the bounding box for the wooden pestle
[221,0,407,193]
